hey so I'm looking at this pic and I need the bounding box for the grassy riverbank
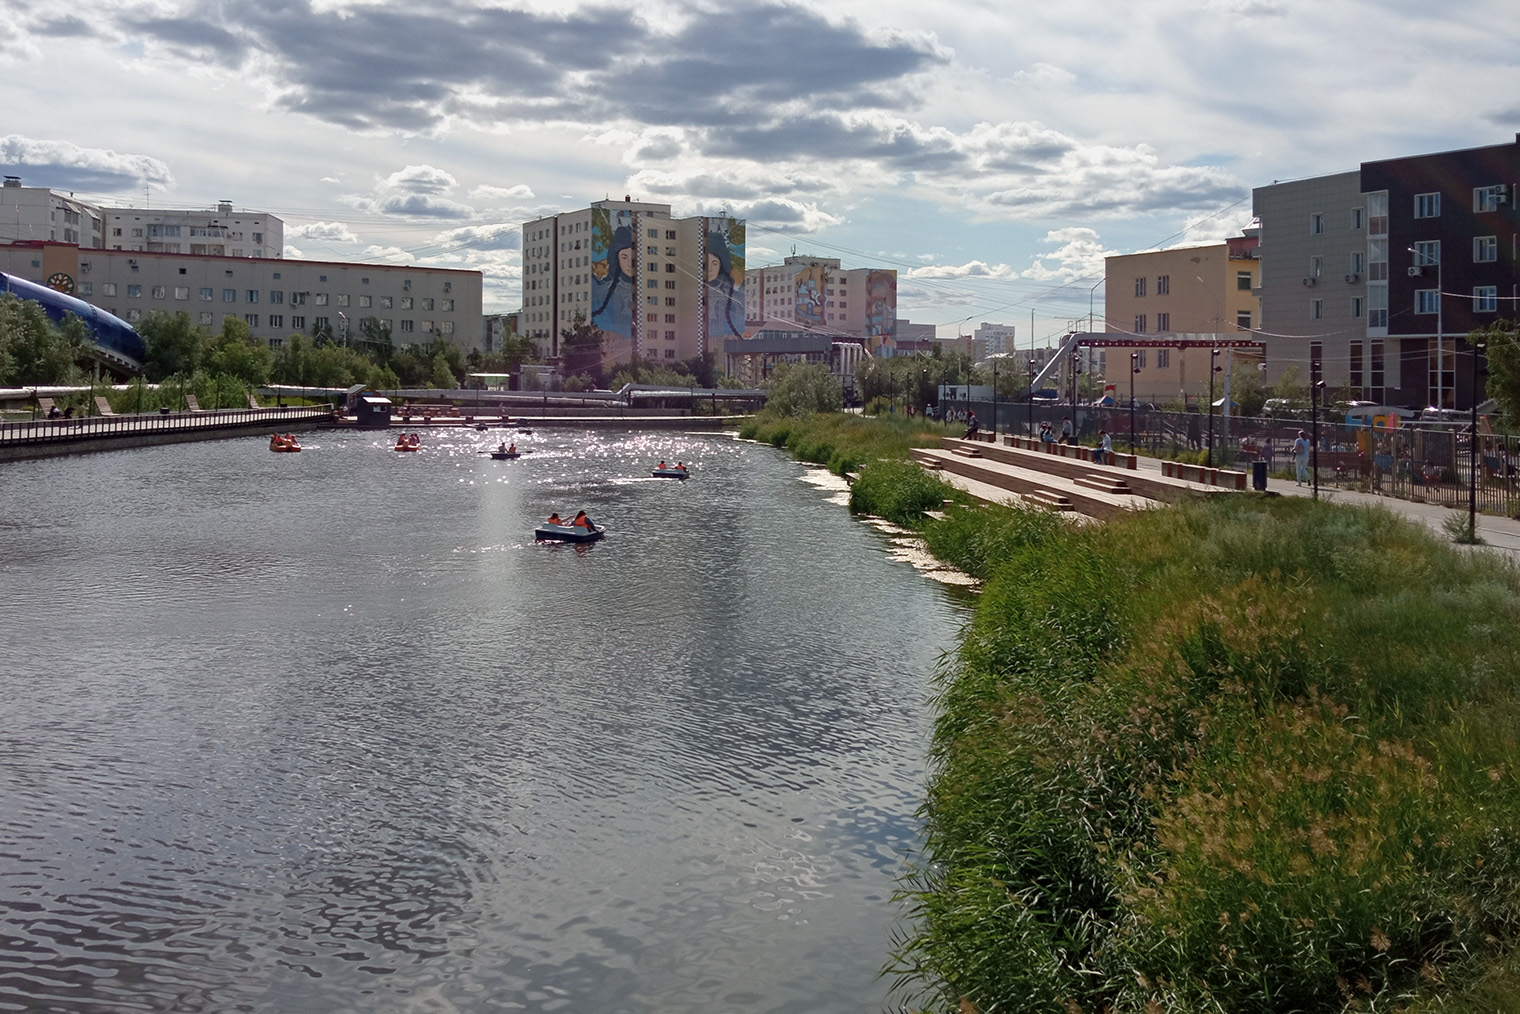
[761,411,1520,1012]
[737,411,953,477]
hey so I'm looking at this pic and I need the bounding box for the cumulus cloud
[290,221,360,243]
[470,184,534,202]
[1020,227,1120,283]
[385,164,456,194]
[0,135,174,193]
[430,222,520,252]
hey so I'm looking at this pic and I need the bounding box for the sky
[2,0,1517,346]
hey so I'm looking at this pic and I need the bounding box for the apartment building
[1253,134,1519,410]
[1101,237,1262,402]
[744,255,897,352]
[0,241,482,350]
[0,177,106,249]
[520,198,745,367]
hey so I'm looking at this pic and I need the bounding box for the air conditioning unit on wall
[1408,266,1424,277]
[1345,273,1360,283]
[1302,276,1317,286]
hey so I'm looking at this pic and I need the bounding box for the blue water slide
[0,271,144,369]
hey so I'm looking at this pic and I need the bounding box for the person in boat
[657,460,668,470]
[546,513,564,525]
[498,441,507,453]
[572,510,597,533]
[508,443,516,454]
[675,462,686,470]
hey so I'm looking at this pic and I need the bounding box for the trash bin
[1251,460,1268,491]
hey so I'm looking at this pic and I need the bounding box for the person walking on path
[1293,429,1311,485]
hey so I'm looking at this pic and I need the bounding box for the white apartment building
[0,241,482,350]
[0,179,281,259]
[520,198,746,367]
[743,255,898,352]
[972,322,1016,360]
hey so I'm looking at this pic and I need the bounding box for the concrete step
[1024,489,1074,511]
[951,446,983,458]
[1074,474,1133,494]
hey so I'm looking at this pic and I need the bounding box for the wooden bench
[248,393,262,409]
[94,395,116,416]
[185,393,204,412]
[36,396,57,418]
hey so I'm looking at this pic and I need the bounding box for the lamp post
[1027,362,1036,436]
[1469,340,1485,541]
[1206,346,1221,466]
[1129,352,1139,453]
[1070,350,1081,437]
[991,360,999,442]
[1311,361,1324,500]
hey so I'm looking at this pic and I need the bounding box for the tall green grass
[738,409,950,476]
[892,495,1520,1013]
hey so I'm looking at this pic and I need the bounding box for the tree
[1475,319,1520,428]
[765,362,842,417]
[430,351,458,389]
[138,310,207,381]
[0,295,88,385]
[206,317,272,388]
[559,310,605,383]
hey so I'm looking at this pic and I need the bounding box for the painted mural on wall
[704,216,746,342]
[866,269,898,352]
[794,263,828,328]
[591,207,635,346]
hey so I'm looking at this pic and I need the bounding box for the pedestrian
[1093,429,1112,463]
[963,410,979,440]
[1293,429,1310,485]
[1060,417,1073,445]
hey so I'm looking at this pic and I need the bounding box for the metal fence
[0,405,335,448]
[965,398,1520,519]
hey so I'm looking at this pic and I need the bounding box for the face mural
[866,270,898,353]
[704,216,745,341]
[591,207,634,343]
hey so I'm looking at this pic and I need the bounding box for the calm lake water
[0,425,965,1013]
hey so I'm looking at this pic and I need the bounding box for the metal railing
[1,404,335,448]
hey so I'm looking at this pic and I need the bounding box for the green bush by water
[892,494,1520,1013]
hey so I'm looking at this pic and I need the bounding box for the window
[1350,341,1364,390]
[358,295,372,308]
[291,315,305,329]
[647,227,659,238]
[336,294,349,307]
[1156,349,1169,369]
[79,282,92,296]
[100,282,117,296]
[1310,212,1323,234]
[198,287,212,300]
[1156,312,1170,331]
[1135,350,1147,369]
[1237,271,1252,291]
[440,321,454,335]
[269,290,283,304]
[399,319,413,333]
[1349,251,1364,276]
[646,280,659,290]
[1134,277,1146,297]
[1415,192,1440,218]
[244,314,258,327]
[151,285,165,299]
[421,298,434,311]
[665,297,676,307]
[1310,299,1323,320]
[664,314,676,323]
[1351,207,1364,230]
[1475,236,1498,263]
[269,314,283,329]
[440,298,453,311]
[664,281,676,290]
[1413,240,1440,267]
[290,291,306,305]
[664,263,676,273]
[245,290,258,303]
[1416,289,1439,314]
[380,296,392,309]
[127,285,142,298]
[1133,314,1146,334]
[664,330,676,340]
[1368,191,1389,235]
[1474,286,1498,312]
[314,293,328,306]
[400,297,413,309]
[420,321,433,333]
[1309,255,1323,278]
[222,288,236,302]
[1474,186,1505,212]
[666,230,677,240]
[1351,297,1364,319]
[1370,287,1388,328]
[1236,310,1252,330]
[1156,275,1169,295]
[664,349,676,359]
[199,311,213,326]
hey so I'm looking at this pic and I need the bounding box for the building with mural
[519,197,745,370]
[743,255,897,353]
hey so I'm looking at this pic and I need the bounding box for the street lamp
[991,360,999,442]
[1469,340,1486,541]
[1027,361,1036,437]
[1070,350,1082,437]
[1129,352,1140,453]
[1206,347,1221,466]
[1310,361,1324,500]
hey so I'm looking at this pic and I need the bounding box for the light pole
[1027,362,1036,437]
[1070,350,1081,438]
[1469,340,1485,541]
[991,360,999,442]
[1311,361,1324,500]
[1206,347,1221,466]
[1129,352,1139,453]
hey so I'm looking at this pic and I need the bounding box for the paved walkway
[926,435,1520,563]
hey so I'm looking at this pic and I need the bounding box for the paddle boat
[652,461,689,479]
[269,433,302,453]
[394,433,421,452]
[535,513,603,543]
[489,442,520,460]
